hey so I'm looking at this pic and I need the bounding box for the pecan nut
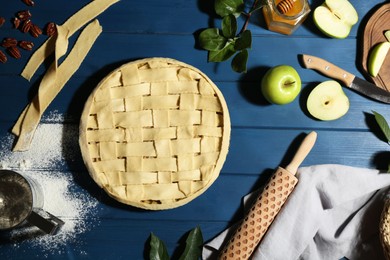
[30,24,42,38]
[0,17,5,27]
[0,50,7,63]
[21,19,32,33]
[13,17,21,29]
[17,10,32,21]
[1,38,18,48]
[22,0,35,6]
[45,22,57,36]
[7,46,21,59]
[19,40,34,51]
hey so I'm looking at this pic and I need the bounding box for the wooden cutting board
[361,3,390,91]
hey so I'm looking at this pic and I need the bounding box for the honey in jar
[263,0,310,35]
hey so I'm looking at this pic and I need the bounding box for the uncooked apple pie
[79,58,230,210]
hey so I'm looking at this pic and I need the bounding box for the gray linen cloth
[203,164,390,260]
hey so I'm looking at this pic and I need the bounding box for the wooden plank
[0,219,228,259]
[221,82,389,130]
[0,35,365,84]
[0,0,381,37]
[224,128,390,173]
[0,74,387,132]
[0,122,386,174]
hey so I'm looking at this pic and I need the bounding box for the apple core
[307,80,350,121]
[313,0,358,39]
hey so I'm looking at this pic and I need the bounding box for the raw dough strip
[21,0,119,81]
[12,25,71,137]
[12,20,102,151]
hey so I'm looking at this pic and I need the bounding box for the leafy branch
[198,0,266,73]
[149,227,203,260]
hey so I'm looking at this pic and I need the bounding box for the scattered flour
[0,116,76,170]
[0,111,99,257]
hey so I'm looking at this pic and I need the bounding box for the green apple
[307,80,349,121]
[313,0,358,39]
[261,65,301,105]
[385,30,390,42]
[368,41,390,77]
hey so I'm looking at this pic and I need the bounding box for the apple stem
[284,81,296,86]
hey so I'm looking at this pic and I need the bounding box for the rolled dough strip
[12,20,102,151]
[14,0,118,139]
[21,0,119,81]
[12,25,71,135]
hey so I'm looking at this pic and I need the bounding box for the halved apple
[368,41,390,77]
[385,30,390,42]
[313,0,358,39]
[307,80,350,121]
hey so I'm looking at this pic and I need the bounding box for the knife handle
[301,54,355,86]
[285,131,317,174]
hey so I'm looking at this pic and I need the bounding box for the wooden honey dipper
[219,131,317,260]
[277,0,296,14]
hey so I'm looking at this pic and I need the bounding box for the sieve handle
[27,209,65,235]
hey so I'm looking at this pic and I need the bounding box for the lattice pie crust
[79,58,230,210]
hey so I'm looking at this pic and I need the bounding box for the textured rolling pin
[219,131,317,260]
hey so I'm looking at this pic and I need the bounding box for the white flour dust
[0,111,99,256]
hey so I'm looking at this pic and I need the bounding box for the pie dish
[79,58,230,210]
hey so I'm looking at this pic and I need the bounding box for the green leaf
[149,233,170,260]
[215,0,245,17]
[199,28,227,51]
[231,49,248,73]
[250,0,267,13]
[235,30,252,50]
[178,227,203,260]
[373,111,390,144]
[221,14,237,39]
[208,41,236,62]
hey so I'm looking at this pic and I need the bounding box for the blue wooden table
[1,0,390,259]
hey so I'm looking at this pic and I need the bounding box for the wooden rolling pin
[219,131,317,260]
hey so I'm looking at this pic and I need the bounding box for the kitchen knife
[301,54,390,104]
[219,131,317,260]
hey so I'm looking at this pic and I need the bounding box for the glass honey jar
[263,0,310,35]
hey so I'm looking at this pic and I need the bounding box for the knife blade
[300,54,390,104]
[219,131,317,260]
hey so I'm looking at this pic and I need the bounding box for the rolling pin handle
[285,131,317,174]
